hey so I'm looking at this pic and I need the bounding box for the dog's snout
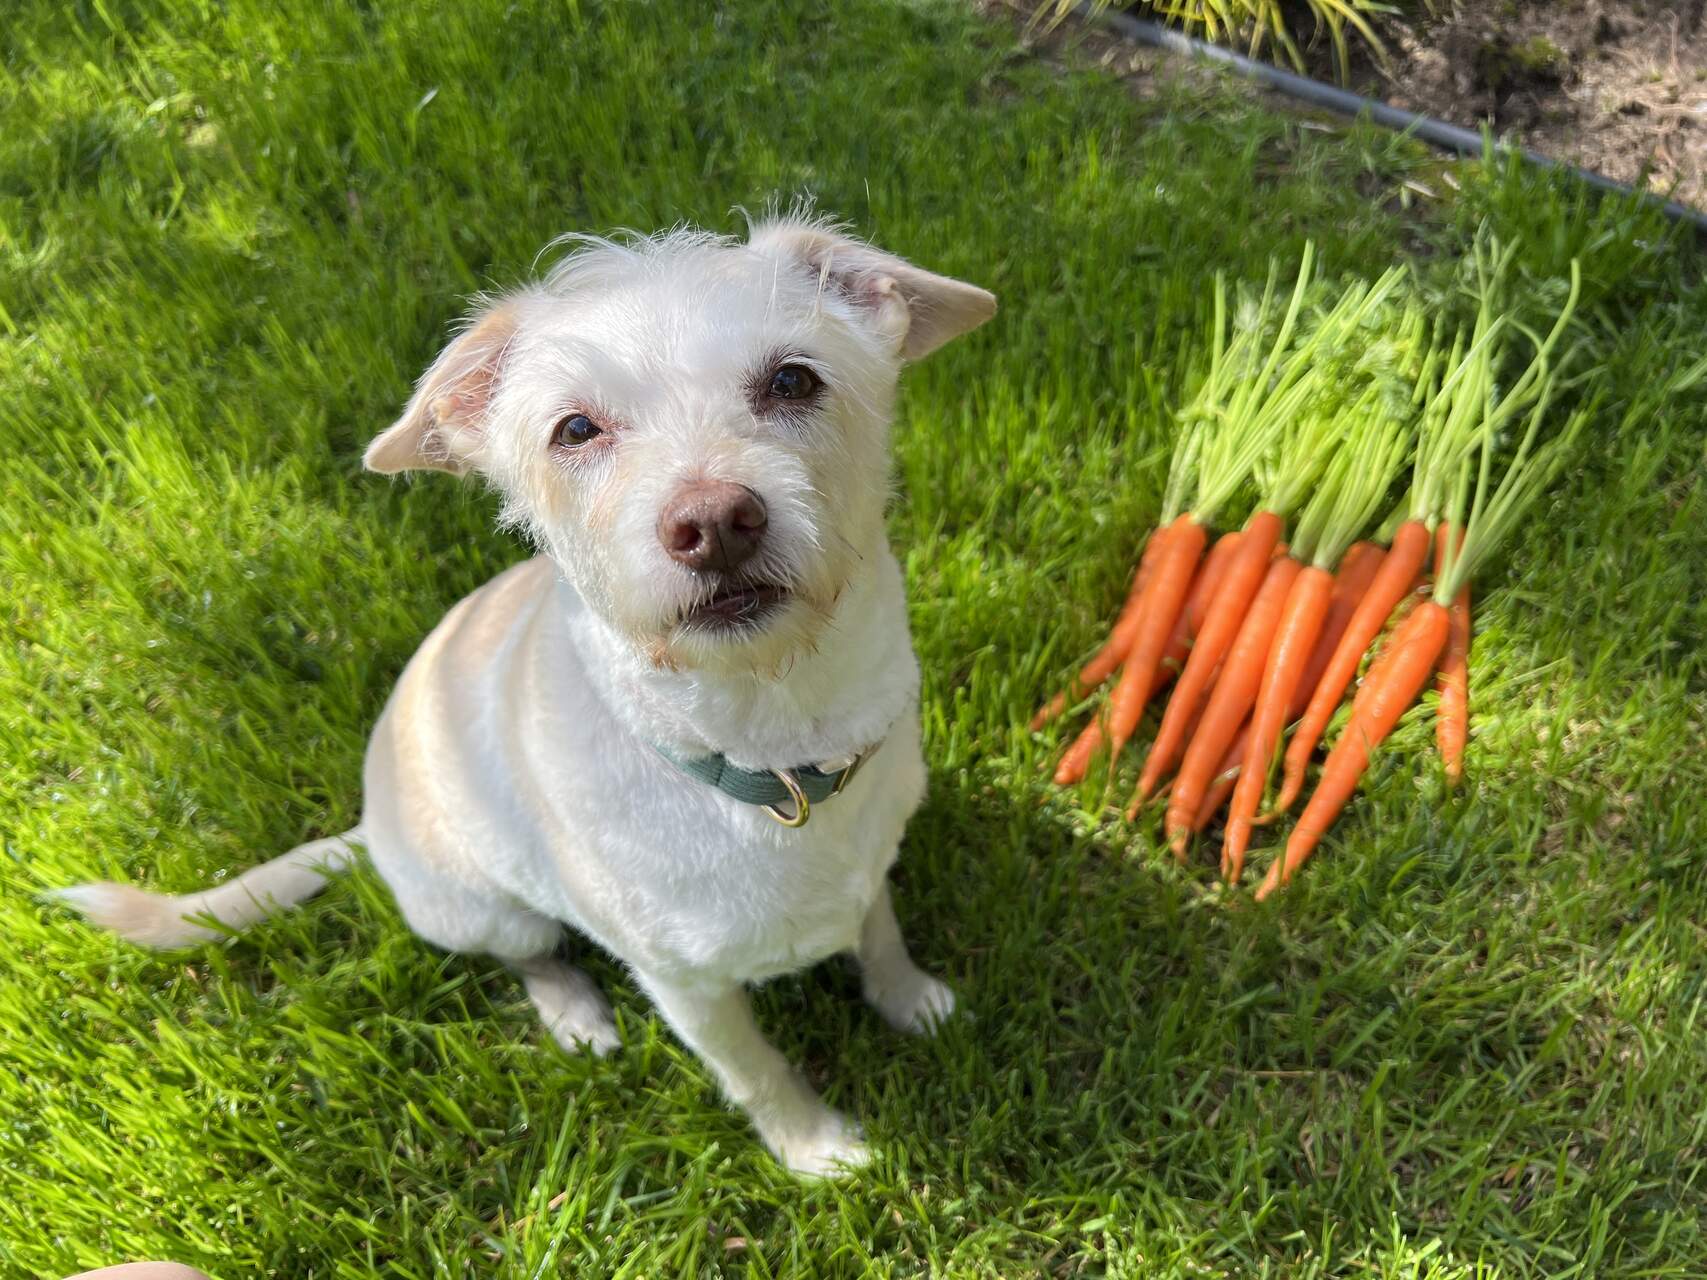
[658,481,768,573]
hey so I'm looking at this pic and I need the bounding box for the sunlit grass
[3,2,1706,1277]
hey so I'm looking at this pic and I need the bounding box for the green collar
[653,742,874,828]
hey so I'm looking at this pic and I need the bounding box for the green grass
[4,1,1707,1276]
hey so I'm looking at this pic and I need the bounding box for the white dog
[55,214,996,1174]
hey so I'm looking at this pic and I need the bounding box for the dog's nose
[658,482,768,573]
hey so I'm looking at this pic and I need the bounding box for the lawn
[4,1,1707,1276]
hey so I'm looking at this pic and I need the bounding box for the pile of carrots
[1034,235,1590,896]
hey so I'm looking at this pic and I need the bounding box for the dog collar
[653,743,875,828]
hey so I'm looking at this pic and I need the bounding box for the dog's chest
[530,742,921,983]
[643,820,893,979]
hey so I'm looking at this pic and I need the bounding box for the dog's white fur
[54,214,996,1175]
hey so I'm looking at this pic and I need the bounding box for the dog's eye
[767,364,820,401]
[553,413,602,447]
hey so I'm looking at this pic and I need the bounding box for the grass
[3,1,1707,1276]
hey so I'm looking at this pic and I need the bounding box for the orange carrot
[1031,694,1068,736]
[1295,541,1383,700]
[1158,529,1243,678]
[1239,541,1383,831]
[1134,510,1283,803]
[1256,601,1451,899]
[1253,246,1588,896]
[1222,392,1411,883]
[1275,519,1432,815]
[1222,563,1335,882]
[1161,553,1301,856]
[1184,531,1243,638]
[1435,524,1470,782]
[1031,524,1172,731]
[1193,769,1239,834]
[1038,526,1243,739]
[1055,642,1207,786]
[1052,717,1105,786]
[1190,721,1249,832]
[1051,518,1215,781]
[1100,515,1209,766]
[1231,605,1357,832]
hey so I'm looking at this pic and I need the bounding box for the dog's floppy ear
[365,297,528,475]
[748,219,996,359]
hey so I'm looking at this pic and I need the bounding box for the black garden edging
[1087,5,1707,237]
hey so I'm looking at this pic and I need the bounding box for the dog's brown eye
[767,364,819,401]
[553,413,602,447]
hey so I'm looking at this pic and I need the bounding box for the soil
[1333,0,1707,210]
[983,1,1707,213]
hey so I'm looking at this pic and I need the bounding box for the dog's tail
[50,827,364,949]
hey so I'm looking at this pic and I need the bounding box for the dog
[54,214,997,1174]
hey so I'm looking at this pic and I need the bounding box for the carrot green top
[1433,248,1591,604]
[1176,243,1318,526]
[1176,244,1409,529]
[1411,232,1583,530]
[1290,395,1412,570]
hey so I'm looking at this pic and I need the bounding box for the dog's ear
[748,220,996,360]
[365,297,528,475]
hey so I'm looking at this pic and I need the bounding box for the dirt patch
[987,1,1707,214]
[1350,0,1707,210]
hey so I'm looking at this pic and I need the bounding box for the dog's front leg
[856,882,956,1034]
[639,976,870,1176]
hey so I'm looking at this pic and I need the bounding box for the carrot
[1131,263,1412,805]
[1236,540,1382,830]
[1152,528,1245,685]
[1190,721,1249,832]
[1435,523,1470,782]
[1146,530,1246,697]
[1184,531,1243,639]
[1275,518,1431,815]
[1295,541,1383,702]
[1162,553,1302,856]
[1053,716,1106,787]
[1097,515,1209,767]
[1058,245,1406,792]
[1222,414,1411,881]
[1222,564,1332,879]
[1265,243,1524,818]
[1256,253,1590,897]
[1051,525,1242,786]
[1132,510,1282,802]
[1193,768,1240,833]
[1069,246,1332,784]
[1031,524,1172,731]
[1255,601,1452,899]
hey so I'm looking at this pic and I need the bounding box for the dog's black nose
[658,482,768,573]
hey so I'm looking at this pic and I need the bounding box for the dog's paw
[545,1007,622,1058]
[769,1109,871,1178]
[866,969,957,1036]
[522,961,622,1057]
